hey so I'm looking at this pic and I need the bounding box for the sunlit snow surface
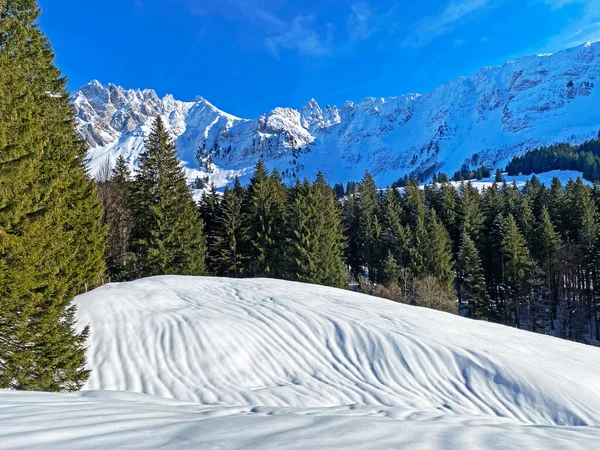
[2,276,600,449]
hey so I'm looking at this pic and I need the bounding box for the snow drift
[2,276,600,449]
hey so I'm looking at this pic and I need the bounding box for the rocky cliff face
[75,41,600,187]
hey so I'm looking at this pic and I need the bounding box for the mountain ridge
[76,41,600,187]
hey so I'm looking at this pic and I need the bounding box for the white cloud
[401,0,496,47]
[346,3,377,40]
[266,16,335,58]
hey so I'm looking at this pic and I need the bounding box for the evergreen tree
[357,171,382,281]
[199,183,221,273]
[100,156,134,280]
[131,116,206,277]
[457,232,489,319]
[495,169,504,183]
[381,250,401,286]
[343,192,362,278]
[244,160,285,277]
[533,208,560,328]
[458,181,484,243]
[424,209,454,290]
[501,214,531,328]
[380,187,409,267]
[284,173,347,288]
[0,0,106,391]
[214,186,247,277]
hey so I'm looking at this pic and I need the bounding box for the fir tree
[131,116,206,277]
[357,171,382,281]
[284,174,347,288]
[495,169,504,183]
[424,209,454,290]
[214,186,247,277]
[501,214,531,328]
[199,183,221,273]
[381,250,401,286]
[457,232,489,319]
[100,156,134,280]
[0,0,106,391]
[458,181,484,243]
[244,161,285,277]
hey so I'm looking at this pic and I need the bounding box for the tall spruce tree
[99,156,134,281]
[457,232,489,319]
[424,209,454,290]
[284,174,347,288]
[214,186,247,277]
[534,207,560,329]
[0,0,106,391]
[357,171,381,281]
[244,160,285,277]
[199,182,221,273]
[501,214,531,328]
[131,116,206,277]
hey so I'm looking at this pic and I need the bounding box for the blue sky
[39,0,600,118]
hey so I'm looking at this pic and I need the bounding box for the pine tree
[381,250,401,286]
[424,209,454,290]
[495,169,504,183]
[457,232,489,319]
[458,181,484,243]
[214,186,247,277]
[244,161,285,277]
[343,192,362,278]
[357,171,381,281]
[380,187,409,266]
[501,214,531,328]
[0,0,106,391]
[199,182,221,273]
[131,116,206,277]
[101,156,134,280]
[284,173,347,288]
[533,207,560,329]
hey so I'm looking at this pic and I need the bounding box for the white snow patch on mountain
[3,276,599,449]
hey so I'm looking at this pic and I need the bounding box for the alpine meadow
[2,0,600,448]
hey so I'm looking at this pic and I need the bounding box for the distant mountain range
[75,41,600,187]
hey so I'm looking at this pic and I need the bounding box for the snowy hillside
[3,276,600,449]
[76,42,600,188]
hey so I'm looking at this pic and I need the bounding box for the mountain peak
[75,41,600,188]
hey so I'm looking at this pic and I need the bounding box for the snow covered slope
[76,42,600,187]
[2,275,600,449]
[2,275,600,448]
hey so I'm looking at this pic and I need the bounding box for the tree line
[100,116,600,345]
[506,137,600,182]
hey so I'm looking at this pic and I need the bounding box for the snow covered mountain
[2,276,600,448]
[75,41,600,188]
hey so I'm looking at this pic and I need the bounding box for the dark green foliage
[97,156,134,281]
[424,209,454,290]
[0,0,106,391]
[131,116,206,277]
[501,214,531,328]
[506,139,600,182]
[199,183,221,273]
[213,186,247,277]
[284,173,347,287]
[452,165,491,182]
[244,161,286,277]
[357,171,382,281]
[457,232,489,319]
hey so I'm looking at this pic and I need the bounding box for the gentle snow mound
[75,276,600,426]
